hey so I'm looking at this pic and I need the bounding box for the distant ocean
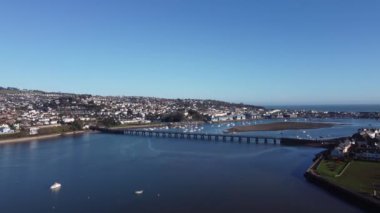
[265,105,380,112]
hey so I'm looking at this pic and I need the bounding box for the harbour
[1,118,380,212]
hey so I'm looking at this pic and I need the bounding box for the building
[0,126,13,134]
[354,148,380,161]
[29,127,39,135]
[331,140,352,159]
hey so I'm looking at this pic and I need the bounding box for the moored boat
[134,190,143,195]
[50,182,62,190]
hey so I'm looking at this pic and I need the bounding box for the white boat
[50,182,62,190]
[135,190,144,195]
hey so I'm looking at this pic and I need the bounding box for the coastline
[0,130,90,145]
[228,121,337,132]
[304,156,380,211]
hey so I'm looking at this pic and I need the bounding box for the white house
[0,126,13,134]
[62,118,75,123]
[331,140,352,158]
[29,127,39,135]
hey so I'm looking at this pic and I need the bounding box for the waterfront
[2,118,380,212]
[165,118,380,140]
[0,133,365,212]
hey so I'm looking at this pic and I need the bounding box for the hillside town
[0,87,380,137]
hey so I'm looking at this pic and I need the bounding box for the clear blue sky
[0,0,379,105]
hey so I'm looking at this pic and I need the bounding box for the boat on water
[135,190,143,195]
[50,182,62,190]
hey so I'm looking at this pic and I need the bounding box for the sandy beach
[0,131,89,145]
[227,122,337,132]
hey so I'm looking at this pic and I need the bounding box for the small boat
[134,190,144,195]
[50,182,62,190]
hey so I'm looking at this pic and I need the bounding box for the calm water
[2,118,380,212]
[168,118,380,140]
[266,104,380,112]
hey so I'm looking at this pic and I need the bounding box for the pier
[95,127,281,145]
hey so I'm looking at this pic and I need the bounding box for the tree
[70,120,83,131]
[98,117,119,127]
[161,111,185,122]
[187,109,206,121]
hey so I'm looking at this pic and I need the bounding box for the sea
[265,104,380,112]
[1,106,380,212]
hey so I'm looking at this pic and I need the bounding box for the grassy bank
[316,159,349,177]
[316,160,380,195]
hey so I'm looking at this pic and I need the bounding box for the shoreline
[228,121,337,132]
[0,130,90,145]
[304,156,380,211]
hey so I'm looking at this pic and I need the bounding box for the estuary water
[2,118,380,212]
[265,104,380,112]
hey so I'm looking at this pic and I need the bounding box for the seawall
[304,157,380,212]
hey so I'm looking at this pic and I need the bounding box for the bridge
[95,127,282,145]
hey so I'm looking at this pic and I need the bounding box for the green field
[316,159,349,177]
[317,160,380,195]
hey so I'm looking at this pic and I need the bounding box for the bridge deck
[97,127,282,144]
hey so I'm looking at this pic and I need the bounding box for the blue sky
[0,0,379,105]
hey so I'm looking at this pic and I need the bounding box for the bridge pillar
[238,137,242,143]
[273,139,277,144]
[264,138,268,144]
[223,136,226,142]
[247,137,250,143]
[255,138,259,144]
[208,135,211,141]
[230,136,234,142]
